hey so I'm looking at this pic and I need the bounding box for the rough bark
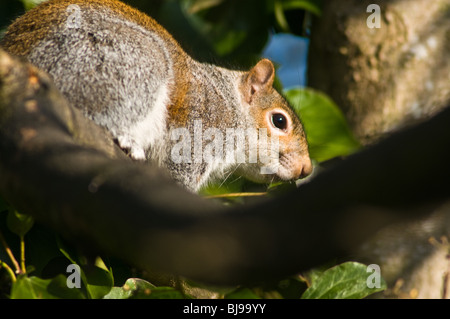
[308,0,450,297]
[308,0,450,144]
[0,49,450,289]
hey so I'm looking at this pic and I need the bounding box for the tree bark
[308,0,450,297]
[308,0,450,144]
[0,49,450,287]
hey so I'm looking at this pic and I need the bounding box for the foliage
[0,0,383,299]
[1,207,385,299]
[301,262,386,299]
[285,87,361,162]
[20,0,46,11]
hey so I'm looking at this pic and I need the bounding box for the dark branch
[0,50,449,285]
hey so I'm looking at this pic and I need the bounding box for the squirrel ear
[243,59,275,104]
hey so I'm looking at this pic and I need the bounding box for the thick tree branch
[0,50,449,285]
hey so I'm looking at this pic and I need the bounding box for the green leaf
[104,278,186,299]
[267,180,298,196]
[6,210,34,237]
[224,287,261,299]
[281,0,322,16]
[83,260,114,299]
[57,238,113,298]
[11,275,86,299]
[184,0,225,14]
[180,0,270,63]
[21,0,47,11]
[199,174,246,198]
[56,236,80,265]
[301,262,386,299]
[103,286,130,299]
[274,0,322,32]
[285,88,361,162]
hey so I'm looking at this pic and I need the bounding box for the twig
[0,259,16,283]
[0,229,22,274]
[20,235,26,274]
[205,192,267,199]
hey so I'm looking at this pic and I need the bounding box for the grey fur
[5,1,311,192]
[28,6,173,162]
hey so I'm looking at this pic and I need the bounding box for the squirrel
[1,0,312,192]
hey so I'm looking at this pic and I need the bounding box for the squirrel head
[237,59,312,184]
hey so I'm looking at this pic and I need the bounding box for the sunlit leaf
[285,87,361,162]
[21,0,46,11]
[11,275,86,299]
[301,262,386,299]
[104,278,186,299]
[199,175,247,198]
[83,262,114,299]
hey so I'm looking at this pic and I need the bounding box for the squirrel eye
[271,113,287,130]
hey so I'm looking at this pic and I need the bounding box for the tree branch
[0,50,449,285]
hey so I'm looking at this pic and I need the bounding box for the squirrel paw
[117,135,146,161]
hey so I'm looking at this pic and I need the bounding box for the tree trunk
[308,0,450,298]
[308,0,450,144]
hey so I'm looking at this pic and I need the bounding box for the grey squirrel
[1,0,312,192]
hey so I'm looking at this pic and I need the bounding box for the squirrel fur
[1,0,312,192]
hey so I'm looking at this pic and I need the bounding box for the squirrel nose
[296,157,313,179]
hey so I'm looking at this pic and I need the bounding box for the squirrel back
[1,0,312,192]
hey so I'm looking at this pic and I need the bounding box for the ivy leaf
[10,275,86,299]
[285,88,361,162]
[83,258,114,299]
[57,238,113,298]
[224,287,261,299]
[20,0,47,11]
[301,262,386,299]
[180,0,270,63]
[6,210,34,237]
[104,278,186,299]
[280,0,322,16]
